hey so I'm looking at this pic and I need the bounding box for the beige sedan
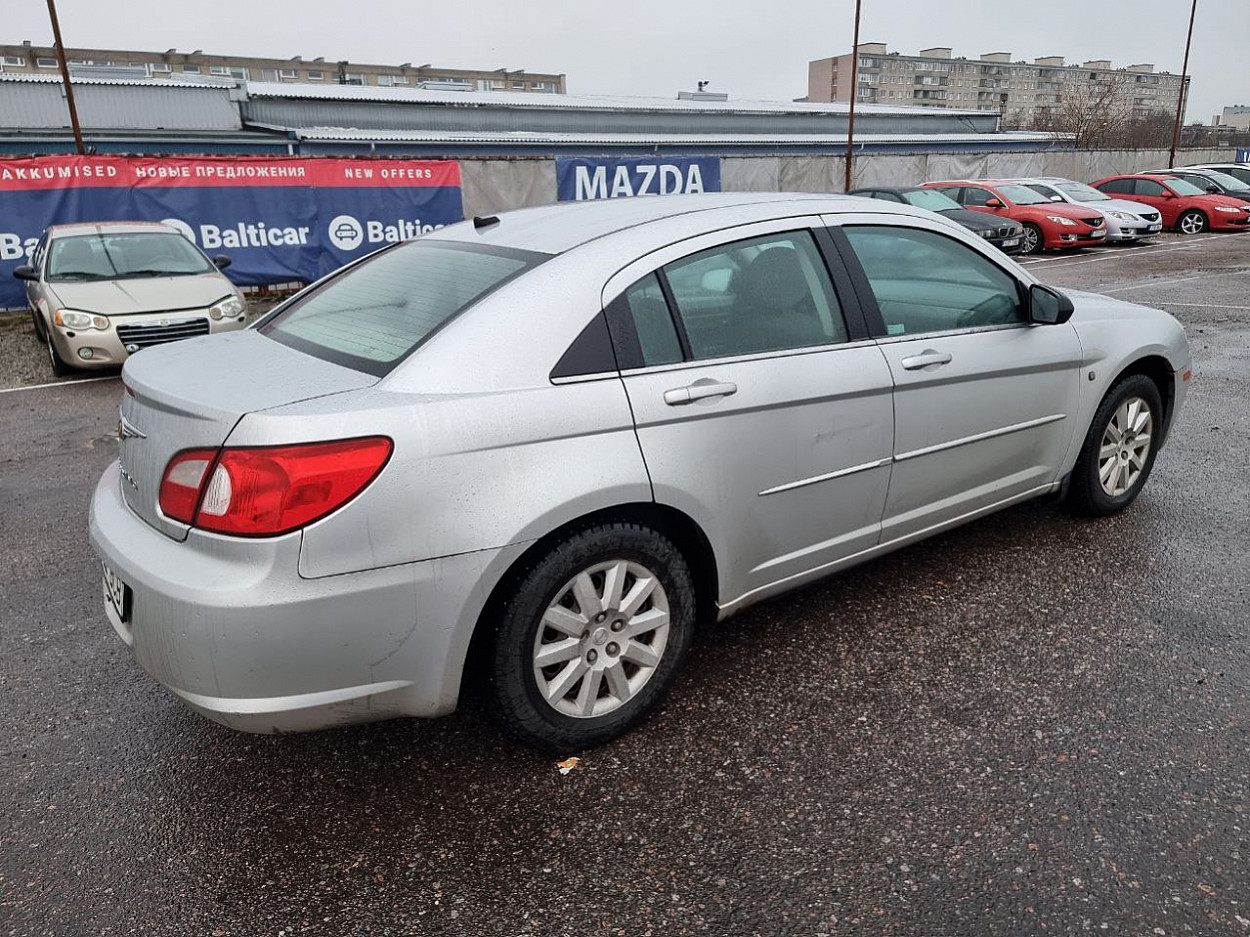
[13,221,247,375]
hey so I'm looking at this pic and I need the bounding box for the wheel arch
[1108,353,1176,447]
[459,501,719,701]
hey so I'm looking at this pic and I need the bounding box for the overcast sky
[7,0,1241,122]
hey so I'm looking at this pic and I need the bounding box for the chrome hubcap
[1098,396,1153,497]
[532,559,670,719]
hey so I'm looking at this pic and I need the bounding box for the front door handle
[900,350,953,371]
[663,379,738,406]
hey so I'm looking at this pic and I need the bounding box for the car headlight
[53,309,109,330]
[1107,211,1136,222]
[1214,206,1240,213]
[1046,215,1078,226]
[209,296,245,320]
[978,229,995,238]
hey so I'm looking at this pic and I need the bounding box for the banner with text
[0,156,463,308]
[556,156,721,202]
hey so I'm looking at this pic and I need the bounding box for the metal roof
[242,80,985,118]
[279,126,1059,146]
[0,74,242,132]
[0,73,236,89]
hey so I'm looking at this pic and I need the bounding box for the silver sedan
[89,193,1191,751]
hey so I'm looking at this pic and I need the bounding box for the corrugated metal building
[0,74,1065,157]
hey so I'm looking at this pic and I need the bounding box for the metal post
[843,0,863,192]
[1169,0,1197,168]
[45,0,85,155]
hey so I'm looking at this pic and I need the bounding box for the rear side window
[662,230,848,361]
[1097,178,1132,195]
[623,274,683,366]
[261,240,546,376]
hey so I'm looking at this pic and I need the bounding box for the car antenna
[473,215,500,230]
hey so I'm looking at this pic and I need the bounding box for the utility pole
[1168,0,1197,168]
[843,0,863,192]
[45,0,85,155]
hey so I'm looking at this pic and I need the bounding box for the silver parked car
[13,221,247,376]
[1012,177,1163,242]
[89,193,1191,751]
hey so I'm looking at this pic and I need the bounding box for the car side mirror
[1029,284,1074,325]
[212,254,232,270]
[12,265,37,281]
[1049,194,1064,202]
[1160,190,1176,199]
[984,198,1004,208]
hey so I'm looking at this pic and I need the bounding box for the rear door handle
[663,379,738,406]
[900,350,953,371]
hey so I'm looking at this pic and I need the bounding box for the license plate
[1001,237,1021,247]
[103,562,130,623]
[1148,224,1162,232]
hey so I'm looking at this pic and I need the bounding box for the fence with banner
[0,155,463,309]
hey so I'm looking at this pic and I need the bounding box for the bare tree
[1033,71,1138,148]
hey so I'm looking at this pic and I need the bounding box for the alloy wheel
[1179,212,1206,235]
[1023,225,1041,253]
[532,559,670,718]
[1098,396,1153,497]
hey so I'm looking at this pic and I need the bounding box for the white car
[1011,178,1163,243]
[1176,162,1250,188]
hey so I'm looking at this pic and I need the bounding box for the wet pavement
[2,234,1248,936]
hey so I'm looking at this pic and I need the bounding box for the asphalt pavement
[2,233,1248,936]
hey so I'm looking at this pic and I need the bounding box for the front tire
[1177,210,1208,235]
[45,328,73,377]
[485,522,696,752]
[1021,222,1044,255]
[1067,374,1162,516]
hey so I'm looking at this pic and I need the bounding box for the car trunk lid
[117,329,377,540]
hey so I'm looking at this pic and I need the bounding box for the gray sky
[8,0,1242,122]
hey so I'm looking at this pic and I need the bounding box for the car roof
[46,221,179,238]
[424,192,918,255]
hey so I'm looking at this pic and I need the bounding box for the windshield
[46,231,216,281]
[1164,177,1206,196]
[1054,181,1110,202]
[994,184,1050,206]
[261,240,547,377]
[902,189,963,212]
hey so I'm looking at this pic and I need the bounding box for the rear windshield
[47,231,216,281]
[260,240,547,376]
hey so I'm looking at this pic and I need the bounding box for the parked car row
[851,163,1250,254]
[11,164,1248,376]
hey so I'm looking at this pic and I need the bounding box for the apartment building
[808,43,1184,126]
[0,42,566,93]
[1214,105,1250,132]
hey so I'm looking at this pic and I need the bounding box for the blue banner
[556,156,722,202]
[0,156,463,308]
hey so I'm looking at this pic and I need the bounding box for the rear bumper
[88,462,522,732]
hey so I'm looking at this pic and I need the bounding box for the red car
[923,179,1107,254]
[1091,174,1250,234]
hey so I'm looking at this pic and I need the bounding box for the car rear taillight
[157,437,393,536]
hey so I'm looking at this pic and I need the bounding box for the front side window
[1135,179,1169,197]
[959,186,997,207]
[46,232,216,282]
[662,231,848,361]
[260,241,546,376]
[844,225,1024,336]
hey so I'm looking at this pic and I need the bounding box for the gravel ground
[1,232,1248,936]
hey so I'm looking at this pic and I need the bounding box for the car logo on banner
[160,217,197,243]
[327,215,364,251]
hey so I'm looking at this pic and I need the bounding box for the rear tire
[1067,374,1163,516]
[1177,210,1208,235]
[1021,223,1044,254]
[485,522,696,752]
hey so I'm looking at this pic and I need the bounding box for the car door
[1128,178,1178,226]
[603,218,896,606]
[827,213,1084,543]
